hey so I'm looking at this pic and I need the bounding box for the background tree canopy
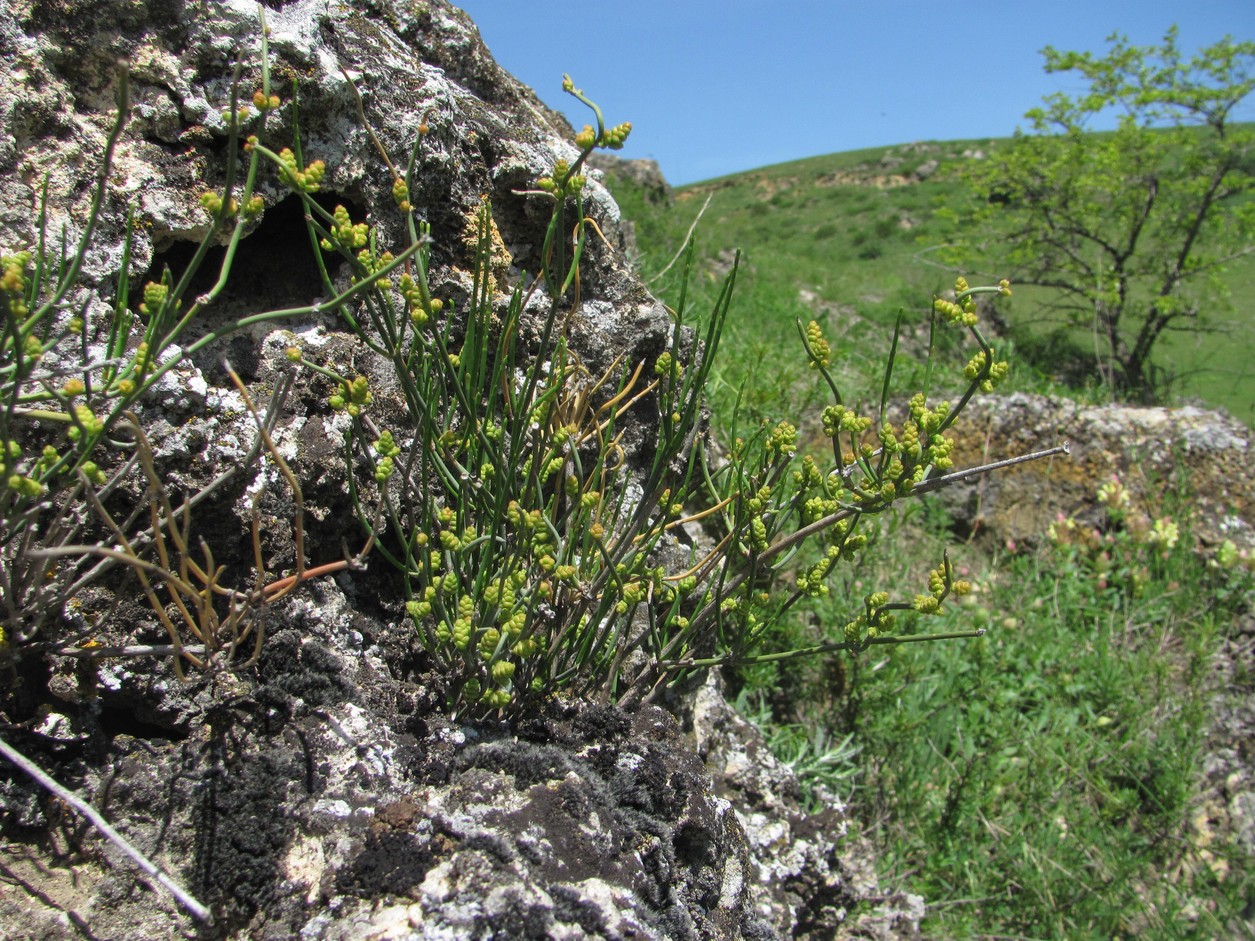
[947,27,1255,402]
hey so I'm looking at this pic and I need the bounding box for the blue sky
[455,1,1253,186]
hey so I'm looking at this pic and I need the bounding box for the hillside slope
[598,139,1255,427]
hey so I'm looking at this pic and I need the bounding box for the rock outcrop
[0,1,915,938]
[588,154,674,206]
[941,392,1254,551]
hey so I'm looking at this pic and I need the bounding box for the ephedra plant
[0,18,1062,717]
[261,70,1064,716]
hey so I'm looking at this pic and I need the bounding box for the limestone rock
[692,676,923,940]
[0,1,911,938]
[588,154,674,206]
[939,392,1254,551]
[911,159,938,181]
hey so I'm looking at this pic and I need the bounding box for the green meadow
[602,139,1254,939]
[611,135,1255,426]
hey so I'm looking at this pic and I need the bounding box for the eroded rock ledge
[943,392,1254,551]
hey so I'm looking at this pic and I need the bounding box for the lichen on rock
[0,0,915,938]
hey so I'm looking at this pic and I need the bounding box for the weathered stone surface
[0,1,913,938]
[588,154,673,206]
[940,392,1254,551]
[692,676,923,940]
[0,600,873,938]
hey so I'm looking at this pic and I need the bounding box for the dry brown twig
[38,363,376,677]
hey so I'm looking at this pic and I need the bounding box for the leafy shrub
[0,27,1055,724]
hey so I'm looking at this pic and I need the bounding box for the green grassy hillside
[601,145,1255,938]
[604,137,1255,426]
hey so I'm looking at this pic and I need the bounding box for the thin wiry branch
[0,734,211,923]
[35,364,375,678]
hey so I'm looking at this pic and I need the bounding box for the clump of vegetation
[0,17,1050,722]
[269,67,1045,717]
[1,42,396,674]
[597,25,1254,938]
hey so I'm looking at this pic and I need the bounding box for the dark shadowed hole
[673,819,714,868]
[140,192,356,378]
[98,704,189,743]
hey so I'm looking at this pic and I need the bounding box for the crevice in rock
[97,703,189,743]
[140,192,354,379]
